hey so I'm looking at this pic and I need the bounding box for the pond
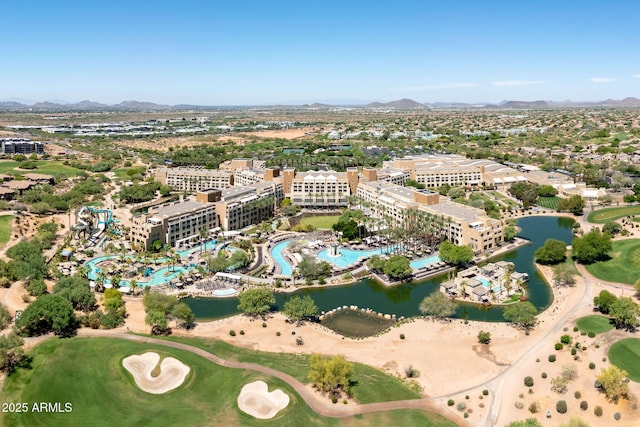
[185,216,576,322]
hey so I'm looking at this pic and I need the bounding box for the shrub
[555,343,563,350]
[528,401,539,414]
[229,330,236,336]
[477,330,491,344]
[574,391,581,399]
[262,322,267,328]
[479,402,485,408]
[588,331,596,338]
[573,326,579,332]
[465,395,469,400]
[514,401,524,409]
[580,400,588,410]
[556,400,567,414]
[447,399,454,407]
[331,395,338,404]
[571,348,577,356]
[519,393,524,398]
[549,354,556,362]
[399,333,405,340]
[463,413,469,419]
[239,330,245,335]
[536,358,540,362]
[594,405,603,417]
[291,331,296,335]
[276,331,281,336]
[602,357,607,362]
[456,402,466,411]
[542,372,547,379]
[560,335,571,344]
[589,362,595,370]
[482,389,489,396]
[404,365,420,378]
[614,412,621,420]
[524,376,534,387]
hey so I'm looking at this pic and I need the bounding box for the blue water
[409,255,441,270]
[271,240,293,276]
[317,247,393,268]
[148,266,191,285]
[176,239,218,258]
[186,216,576,321]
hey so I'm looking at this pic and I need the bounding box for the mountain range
[1,97,640,111]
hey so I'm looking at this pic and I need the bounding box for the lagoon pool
[409,255,441,270]
[317,247,394,268]
[271,240,294,276]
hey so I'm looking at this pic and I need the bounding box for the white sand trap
[122,352,190,394]
[237,380,290,419]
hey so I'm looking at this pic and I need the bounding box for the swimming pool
[409,255,441,270]
[212,288,239,297]
[271,240,293,276]
[316,247,394,268]
[148,266,191,285]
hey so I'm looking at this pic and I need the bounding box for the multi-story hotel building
[154,167,234,192]
[357,181,503,253]
[282,167,359,208]
[216,182,284,231]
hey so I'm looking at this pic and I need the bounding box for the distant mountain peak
[366,98,425,109]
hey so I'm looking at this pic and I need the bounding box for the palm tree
[96,270,107,293]
[130,279,138,296]
[199,226,209,254]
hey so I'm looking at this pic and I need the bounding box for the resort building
[282,167,359,208]
[219,158,267,173]
[383,154,526,189]
[154,167,234,192]
[360,167,410,186]
[234,167,281,187]
[441,261,528,304]
[130,194,219,251]
[356,181,504,253]
[130,182,284,250]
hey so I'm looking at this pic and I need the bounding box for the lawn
[300,215,340,230]
[587,206,640,224]
[0,215,12,248]
[608,338,640,382]
[0,337,454,427]
[112,166,147,181]
[575,315,614,335]
[536,196,561,210]
[584,239,640,284]
[0,160,84,178]
[158,335,422,404]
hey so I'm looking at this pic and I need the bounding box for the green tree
[438,241,474,266]
[503,301,538,330]
[534,239,567,265]
[298,256,331,281]
[419,292,458,319]
[53,276,96,312]
[609,296,640,330]
[477,330,491,344]
[503,225,518,242]
[553,263,577,286]
[308,354,353,398]
[16,294,77,336]
[145,310,169,334]
[0,303,11,330]
[506,418,542,427]
[0,331,25,373]
[366,255,385,272]
[171,302,196,329]
[383,255,412,280]
[283,295,318,323]
[572,229,611,264]
[594,290,617,314]
[602,221,622,237]
[237,288,275,317]
[557,195,585,215]
[597,365,629,401]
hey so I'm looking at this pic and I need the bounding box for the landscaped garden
[575,315,614,335]
[0,337,454,427]
[584,239,640,284]
[300,215,340,230]
[587,206,640,224]
[608,338,640,382]
[536,196,561,210]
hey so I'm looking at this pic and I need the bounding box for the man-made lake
[185,216,575,322]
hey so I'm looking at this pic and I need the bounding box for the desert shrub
[602,357,607,362]
[291,331,296,335]
[447,399,454,406]
[549,354,556,362]
[229,330,236,336]
[580,400,588,410]
[542,372,548,379]
[463,412,468,419]
[561,364,578,381]
[239,330,245,335]
[482,389,489,396]
[595,344,600,349]
[614,412,621,420]
[555,343,564,350]
[529,401,539,413]
[524,376,534,387]
[404,365,420,378]
[465,395,469,400]
[561,335,571,344]
[573,326,579,332]
[571,348,577,356]
[574,391,581,399]
[276,331,281,336]
[456,402,466,411]
[515,401,524,409]
[331,395,338,404]
[262,322,267,327]
[479,402,485,408]
[556,400,567,414]
[588,331,595,338]
[594,406,603,417]
[399,333,405,340]
[519,393,524,398]
[589,362,595,370]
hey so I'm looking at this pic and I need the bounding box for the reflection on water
[186,216,575,322]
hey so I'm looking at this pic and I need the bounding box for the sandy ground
[122,352,190,394]
[241,127,316,140]
[237,380,290,419]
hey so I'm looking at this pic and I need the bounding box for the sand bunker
[123,352,190,394]
[237,380,290,419]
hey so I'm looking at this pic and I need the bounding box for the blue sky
[1,1,639,105]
